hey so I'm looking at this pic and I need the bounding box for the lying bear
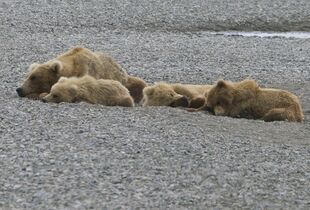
[16,46,146,103]
[193,79,304,122]
[142,82,212,108]
[42,76,134,107]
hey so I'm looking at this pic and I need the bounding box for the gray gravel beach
[0,0,309,209]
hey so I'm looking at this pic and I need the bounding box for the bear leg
[169,96,189,107]
[188,97,205,108]
[263,108,297,122]
[117,96,135,107]
[125,76,147,104]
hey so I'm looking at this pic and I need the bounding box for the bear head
[142,83,189,107]
[42,77,78,103]
[205,80,234,116]
[16,61,63,97]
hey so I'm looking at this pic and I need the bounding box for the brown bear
[192,79,304,122]
[16,46,146,103]
[142,82,212,108]
[42,75,134,107]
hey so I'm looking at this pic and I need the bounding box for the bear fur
[142,82,212,108]
[125,76,148,103]
[196,79,304,122]
[42,75,134,107]
[16,46,146,103]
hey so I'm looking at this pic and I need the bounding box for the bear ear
[144,87,154,96]
[50,61,63,74]
[68,85,78,96]
[58,77,68,83]
[29,63,40,70]
[216,80,227,88]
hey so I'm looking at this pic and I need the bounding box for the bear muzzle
[205,106,215,114]
[16,87,26,97]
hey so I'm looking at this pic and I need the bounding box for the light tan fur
[142,82,212,108]
[43,75,134,107]
[198,79,304,122]
[17,46,146,103]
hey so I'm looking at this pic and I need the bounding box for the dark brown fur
[125,76,147,103]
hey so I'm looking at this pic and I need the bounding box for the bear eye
[53,94,59,98]
[30,76,36,81]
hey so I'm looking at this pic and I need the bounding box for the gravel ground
[0,1,310,209]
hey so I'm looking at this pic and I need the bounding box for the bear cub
[42,75,134,107]
[142,82,212,108]
[200,79,304,122]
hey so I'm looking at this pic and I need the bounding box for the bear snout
[16,87,25,97]
[205,106,215,114]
